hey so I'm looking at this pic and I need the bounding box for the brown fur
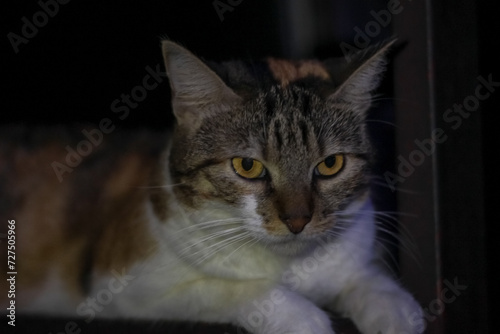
[266,58,330,86]
[0,127,166,307]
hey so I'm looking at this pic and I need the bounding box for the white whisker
[326,207,422,271]
[173,218,250,234]
[177,227,247,256]
[191,231,253,266]
[222,237,260,262]
[369,176,422,195]
[137,183,185,189]
[365,118,401,130]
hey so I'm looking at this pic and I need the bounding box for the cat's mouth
[253,221,336,256]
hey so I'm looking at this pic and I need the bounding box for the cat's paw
[354,290,425,334]
[237,290,335,334]
[288,309,335,334]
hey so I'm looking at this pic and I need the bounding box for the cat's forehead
[243,86,368,159]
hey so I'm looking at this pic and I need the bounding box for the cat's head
[161,40,393,255]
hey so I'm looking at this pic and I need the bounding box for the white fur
[94,194,423,334]
[19,189,422,334]
[21,270,78,315]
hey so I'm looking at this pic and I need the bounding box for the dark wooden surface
[392,2,444,331]
[1,315,361,334]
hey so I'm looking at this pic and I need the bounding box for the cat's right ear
[161,40,240,128]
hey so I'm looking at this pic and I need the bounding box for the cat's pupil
[242,158,254,171]
[325,156,336,168]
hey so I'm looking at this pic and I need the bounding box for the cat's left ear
[324,38,397,113]
[161,40,241,127]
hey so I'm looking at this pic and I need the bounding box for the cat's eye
[315,154,344,177]
[232,158,266,179]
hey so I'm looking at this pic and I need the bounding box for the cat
[0,39,424,334]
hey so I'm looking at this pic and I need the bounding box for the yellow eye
[315,154,344,177]
[232,158,266,179]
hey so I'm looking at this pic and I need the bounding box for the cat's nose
[279,214,311,234]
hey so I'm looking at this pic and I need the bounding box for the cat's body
[0,40,423,333]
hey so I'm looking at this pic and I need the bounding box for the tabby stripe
[299,120,309,146]
[273,121,283,150]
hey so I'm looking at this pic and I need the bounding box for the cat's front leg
[123,265,335,334]
[236,286,335,334]
[332,268,425,334]
[285,238,424,334]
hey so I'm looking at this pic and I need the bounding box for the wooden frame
[393,0,489,332]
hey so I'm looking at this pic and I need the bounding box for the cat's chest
[155,204,287,281]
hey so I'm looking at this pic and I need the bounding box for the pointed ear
[161,40,240,126]
[325,38,396,112]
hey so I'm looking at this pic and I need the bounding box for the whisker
[324,217,405,273]
[191,231,253,266]
[328,208,422,270]
[352,209,420,253]
[375,229,421,269]
[374,215,419,250]
[177,227,247,256]
[173,218,250,234]
[365,119,401,130]
[323,229,347,241]
[223,236,260,262]
[137,183,184,189]
[369,179,421,195]
[372,238,401,275]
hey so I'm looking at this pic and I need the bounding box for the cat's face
[162,41,391,255]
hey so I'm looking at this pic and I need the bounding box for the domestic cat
[0,40,424,333]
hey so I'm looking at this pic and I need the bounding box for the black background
[3,0,284,129]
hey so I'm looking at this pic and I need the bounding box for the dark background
[2,0,496,333]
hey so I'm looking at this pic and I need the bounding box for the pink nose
[279,215,311,234]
